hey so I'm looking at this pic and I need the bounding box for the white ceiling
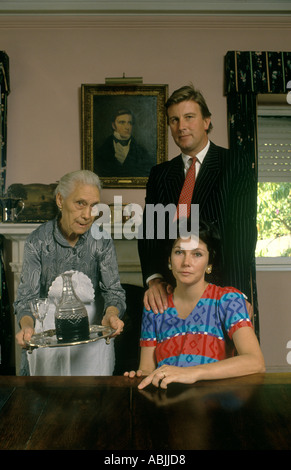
[0,0,290,15]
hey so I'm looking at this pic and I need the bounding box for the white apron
[27,271,115,376]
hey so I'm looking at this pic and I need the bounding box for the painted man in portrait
[94,108,155,178]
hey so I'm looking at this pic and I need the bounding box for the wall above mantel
[0,0,290,16]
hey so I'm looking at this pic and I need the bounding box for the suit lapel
[156,145,222,209]
[164,155,185,204]
[193,141,221,211]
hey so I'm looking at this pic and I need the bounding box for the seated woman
[125,221,265,389]
[15,170,125,376]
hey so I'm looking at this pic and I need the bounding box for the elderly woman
[15,170,125,376]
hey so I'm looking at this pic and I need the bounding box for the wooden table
[0,373,291,452]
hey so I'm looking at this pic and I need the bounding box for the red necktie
[175,157,197,220]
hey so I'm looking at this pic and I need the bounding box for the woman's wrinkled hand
[102,307,124,337]
[15,326,35,348]
[15,315,35,348]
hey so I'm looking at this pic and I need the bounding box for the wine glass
[30,298,50,344]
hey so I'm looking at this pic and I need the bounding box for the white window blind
[257,115,291,182]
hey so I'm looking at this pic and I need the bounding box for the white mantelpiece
[0,223,41,295]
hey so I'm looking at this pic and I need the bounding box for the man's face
[112,114,133,139]
[167,100,211,156]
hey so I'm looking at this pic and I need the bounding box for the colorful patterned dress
[140,284,252,368]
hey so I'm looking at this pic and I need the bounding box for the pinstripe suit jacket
[138,141,257,301]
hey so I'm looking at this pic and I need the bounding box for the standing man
[138,84,257,320]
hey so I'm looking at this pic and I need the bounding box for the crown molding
[1,14,291,30]
[0,1,290,16]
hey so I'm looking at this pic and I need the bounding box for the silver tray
[26,325,115,352]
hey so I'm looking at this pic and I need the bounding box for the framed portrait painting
[81,83,168,188]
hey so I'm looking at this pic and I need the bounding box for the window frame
[255,104,291,271]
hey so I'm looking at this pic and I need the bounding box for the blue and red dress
[140,284,253,368]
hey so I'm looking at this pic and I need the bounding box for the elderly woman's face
[56,183,100,242]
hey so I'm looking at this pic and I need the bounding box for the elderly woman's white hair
[55,170,102,199]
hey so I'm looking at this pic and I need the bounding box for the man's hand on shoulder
[143,278,173,314]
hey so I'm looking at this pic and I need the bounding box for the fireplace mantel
[0,223,40,293]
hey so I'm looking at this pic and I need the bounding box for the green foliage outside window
[256,182,291,257]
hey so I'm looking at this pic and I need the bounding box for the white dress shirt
[181,139,210,176]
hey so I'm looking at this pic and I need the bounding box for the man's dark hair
[111,108,135,125]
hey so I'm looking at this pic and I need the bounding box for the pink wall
[2,14,291,207]
[257,271,291,369]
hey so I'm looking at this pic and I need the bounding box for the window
[256,105,291,270]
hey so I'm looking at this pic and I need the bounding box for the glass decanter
[55,272,90,343]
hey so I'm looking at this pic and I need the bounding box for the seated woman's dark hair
[197,220,220,265]
[167,218,221,266]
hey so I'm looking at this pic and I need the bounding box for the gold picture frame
[81,83,168,188]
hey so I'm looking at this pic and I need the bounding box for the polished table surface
[0,373,291,452]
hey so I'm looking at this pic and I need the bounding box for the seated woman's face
[170,237,210,286]
[57,183,100,241]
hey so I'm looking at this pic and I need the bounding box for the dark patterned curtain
[0,51,12,374]
[0,51,9,196]
[225,51,291,339]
